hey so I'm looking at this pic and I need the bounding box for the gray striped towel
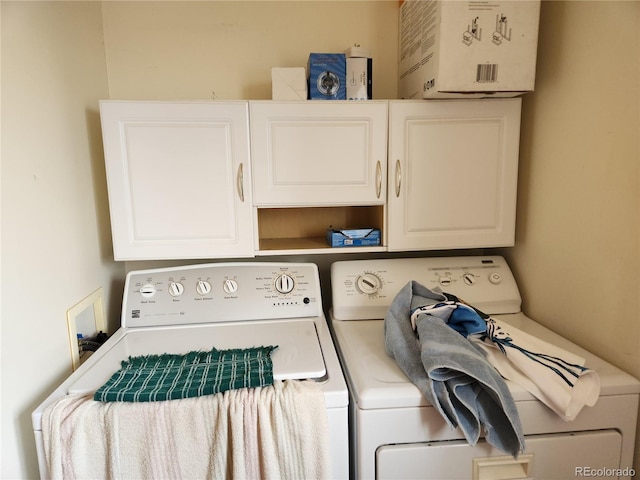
[94,346,278,402]
[384,281,525,457]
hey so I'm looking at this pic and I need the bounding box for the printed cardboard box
[308,53,347,100]
[326,228,381,247]
[399,0,540,99]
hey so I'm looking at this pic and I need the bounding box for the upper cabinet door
[387,99,522,251]
[100,101,254,260]
[250,101,388,206]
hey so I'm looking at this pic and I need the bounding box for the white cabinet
[100,99,521,260]
[100,101,254,260]
[387,99,521,251]
[250,101,388,206]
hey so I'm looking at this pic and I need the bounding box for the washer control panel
[331,256,521,320]
[123,262,322,328]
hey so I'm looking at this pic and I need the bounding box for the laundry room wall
[506,0,639,383]
[498,2,640,470]
[99,1,399,100]
[1,1,639,478]
[0,2,123,478]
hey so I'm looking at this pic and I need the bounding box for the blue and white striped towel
[471,318,601,421]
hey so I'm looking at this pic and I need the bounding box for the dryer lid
[68,319,326,396]
[330,312,640,410]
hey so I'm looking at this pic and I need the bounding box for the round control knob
[168,281,184,297]
[274,273,295,294]
[439,276,452,287]
[139,284,156,298]
[463,273,476,285]
[196,280,212,295]
[489,272,502,285]
[356,273,382,295]
[223,279,238,294]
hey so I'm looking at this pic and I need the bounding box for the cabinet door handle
[237,163,245,202]
[375,160,382,199]
[395,159,402,197]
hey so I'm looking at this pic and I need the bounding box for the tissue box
[345,46,372,100]
[326,228,381,247]
[271,67,307,100]
[308,53,346,100]
[399,0,540,99]
[346,57,373,100]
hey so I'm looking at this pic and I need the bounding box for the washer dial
[196,280,212,295]
[223,279,238,294]
[168,281,184,297]
[274,273,295,294]
[139,284,156,298]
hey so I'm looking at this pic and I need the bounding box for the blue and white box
[308,53,346,100]
[326,228,381,247]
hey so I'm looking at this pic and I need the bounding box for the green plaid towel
[94,345,278,402]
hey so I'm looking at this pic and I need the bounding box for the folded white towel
[43,380,330,479]
[471,318,601,421]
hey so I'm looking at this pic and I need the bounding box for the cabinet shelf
[256,237,387,256]
[256,205,385,255]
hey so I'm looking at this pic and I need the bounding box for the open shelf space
[256,205,385,254]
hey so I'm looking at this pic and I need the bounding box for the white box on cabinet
[271,67,307,100]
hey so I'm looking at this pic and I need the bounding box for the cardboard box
[326,228,381,247]
[308,53,346,100]
[399,0,540,99]
[271,67,307,100]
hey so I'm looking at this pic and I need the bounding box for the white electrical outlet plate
[67,287,106,370]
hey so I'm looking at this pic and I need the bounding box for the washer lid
[68,319,326,396]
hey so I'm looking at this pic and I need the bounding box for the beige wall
[1,2,121,477]
[501,1,640,470]
[101,1,399,100]
[509,2,640,377]
[504,1,639,388]
[1,1,639,478]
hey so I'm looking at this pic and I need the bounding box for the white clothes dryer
[33,262,348,479]
[330,256,639,480]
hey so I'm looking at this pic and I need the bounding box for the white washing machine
[33,262,348,479]
[330,256,640,480]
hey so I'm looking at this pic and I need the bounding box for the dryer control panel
[123,262,322,327]
[331,256,522,320]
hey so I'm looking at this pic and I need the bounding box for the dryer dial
[463,273,476,285]
[489,272,503,284]
[356,273,382,295]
